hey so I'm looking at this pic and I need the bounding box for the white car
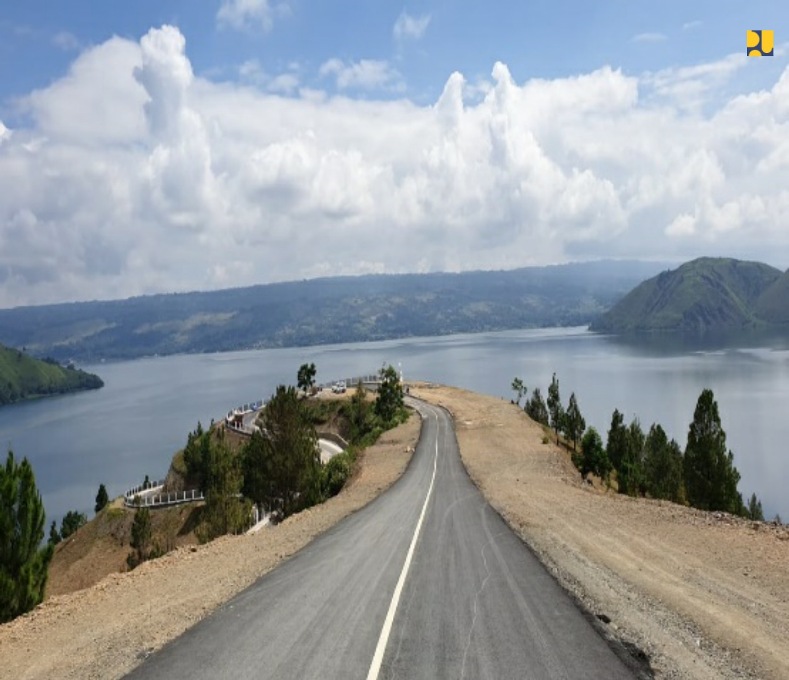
[332,381,347,393]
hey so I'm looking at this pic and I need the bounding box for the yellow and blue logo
[747,30,774,56]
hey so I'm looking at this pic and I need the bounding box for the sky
[0,1,787,307]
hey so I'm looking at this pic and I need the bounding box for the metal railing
[124,487,205,509]
[124,480,165,499]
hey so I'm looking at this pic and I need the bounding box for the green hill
[591,257,784,333]
[754,269,789,324]
[0,344,103,406]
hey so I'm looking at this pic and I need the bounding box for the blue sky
[1,1,785,107]
[0,1,787,305]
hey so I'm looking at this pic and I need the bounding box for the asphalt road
[125,400,637,680]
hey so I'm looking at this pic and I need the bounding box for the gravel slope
[2,384,787,680]
[412,383,789,680]
[0,416,420,680]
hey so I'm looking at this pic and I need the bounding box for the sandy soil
[3,384,787,680]
[0,414,420,680]
[411,383,789,680]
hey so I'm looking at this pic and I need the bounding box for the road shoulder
[0,414,421,680]
[412,383,789,680]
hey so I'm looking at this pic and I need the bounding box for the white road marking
[366,408,439,680]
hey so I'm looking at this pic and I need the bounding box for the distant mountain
[0,344,103,406]
[754,269,789,324]
[0,261,667,361]
[591,257,787,333]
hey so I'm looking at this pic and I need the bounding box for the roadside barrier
[124,487,205,509]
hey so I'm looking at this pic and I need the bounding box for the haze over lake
[1,327,787,526]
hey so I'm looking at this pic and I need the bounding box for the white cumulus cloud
[217,0,287,32]
[1,25,788,308]
[319,58,403,90]
[393,11,431,41]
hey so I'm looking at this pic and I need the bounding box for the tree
[183,422,211,489]
[618,419,645,496]
[321,453,353,499]
[546,373,564,444]
[511,377,526,406]
[683,389,743,513]
[199,435,250,542]
[579,427,611,482]
[95,483,109,514]
[60,510,87,539]
[563,392,586,452]
[297,362,317,394]
[643,424,684,503]
[347,382,372,444]
[0,451,54,623]
[525,388,549,426]
[242,385,321,519]
[746,493,764,521]
[48,520,61,547]
[375,365,404,424]
[127,506,152,570]
[606,409,628,473]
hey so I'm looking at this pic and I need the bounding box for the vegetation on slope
[754,269,789,324]
[165,365,407,544]
[0,261,666,361]
[591,257,785,333]
[516,373,767,521]
[0,343,103,406]
[0,451,53,622]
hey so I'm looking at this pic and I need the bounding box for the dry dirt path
[0,416,421,680]
[412,383,789,680]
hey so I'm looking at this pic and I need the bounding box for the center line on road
[366,408,439,680]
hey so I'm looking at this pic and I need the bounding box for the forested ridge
[0,261,665,361]
[592,257,789,333]
[0,344,103,406]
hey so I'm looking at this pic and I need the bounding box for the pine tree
[563,392,586,452]
[746,493,764,521]
[347,382,371,444]
[606,409,628,472]
[684,389,743,513]
[199,437,249,542]
[525,388,550,426]
[243,385,320,519]
[643,424,684,503]
[511,377,526,406]
[183,422,209,488]
[128,506,152,570]
[579,427,611,482]
[546,373,564,444]
[297,362,317,394]
[95,483,109,514]
[0,451,54,623]
[375,365,404,424]
[618,419,645,496]
[48,520,61,546]
[59,510,87,539]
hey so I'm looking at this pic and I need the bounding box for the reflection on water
[600,325,789,357]
[0,326,786,528]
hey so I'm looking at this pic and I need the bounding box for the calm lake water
[1,327,787,526]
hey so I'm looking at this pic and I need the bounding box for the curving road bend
[125,399,636,680]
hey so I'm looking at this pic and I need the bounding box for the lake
[0,327,787,527]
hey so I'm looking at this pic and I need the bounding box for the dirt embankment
[4,384,787,680]
[0,414,421,680]
[412,383,789,680]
